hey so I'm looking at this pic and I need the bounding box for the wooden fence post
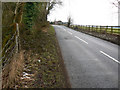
[96,26,98,32]
[105,26,108,34]
[89,25,90,32]
[86,25,87,31]
[92,25,93,32]
[87,25,88,31]
[100,26,101,33]
[111,26,113,34]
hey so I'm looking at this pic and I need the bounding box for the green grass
[73,25,120,35]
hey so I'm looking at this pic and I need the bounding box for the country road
[53,25,119,88]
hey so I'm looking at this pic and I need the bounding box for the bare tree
[67,16,72,27]
[112,0,120,9]
[45,0,62,21]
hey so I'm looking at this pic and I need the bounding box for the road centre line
[75,36,88,44]
[57,26,66,31]
[59,26,66,31]
[62,28,66,31]
[57,26,119,64]
[68,31,72,35]
[100,50,120,64]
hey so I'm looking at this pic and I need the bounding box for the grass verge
[17,25,69,88]
[2,51,24,88]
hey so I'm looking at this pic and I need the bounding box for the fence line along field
[70,25,120,45]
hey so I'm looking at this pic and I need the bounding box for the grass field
[71,25,120,35]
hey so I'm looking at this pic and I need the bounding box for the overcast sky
[48,0,118,26]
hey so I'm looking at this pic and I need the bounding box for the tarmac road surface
[53,25,119,88]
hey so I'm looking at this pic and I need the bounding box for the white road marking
[59,26,65,31]
[100,50,120,64]
[63,29,66,31]
[60,27,66,31]
[61,27,67,31]
[75,36,88,44]
[68,31,72,35]
[58,26,71,34]
[57,26,66,31]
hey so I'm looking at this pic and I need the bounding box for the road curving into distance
[53,25,119,88]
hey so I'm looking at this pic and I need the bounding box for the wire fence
[1,23,19,68]
[70,25,120,45]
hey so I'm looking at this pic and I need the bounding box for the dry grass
[2,25,70,88]
[2,51,24,88]
[18,25,68,88]
[2,25,69,88]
